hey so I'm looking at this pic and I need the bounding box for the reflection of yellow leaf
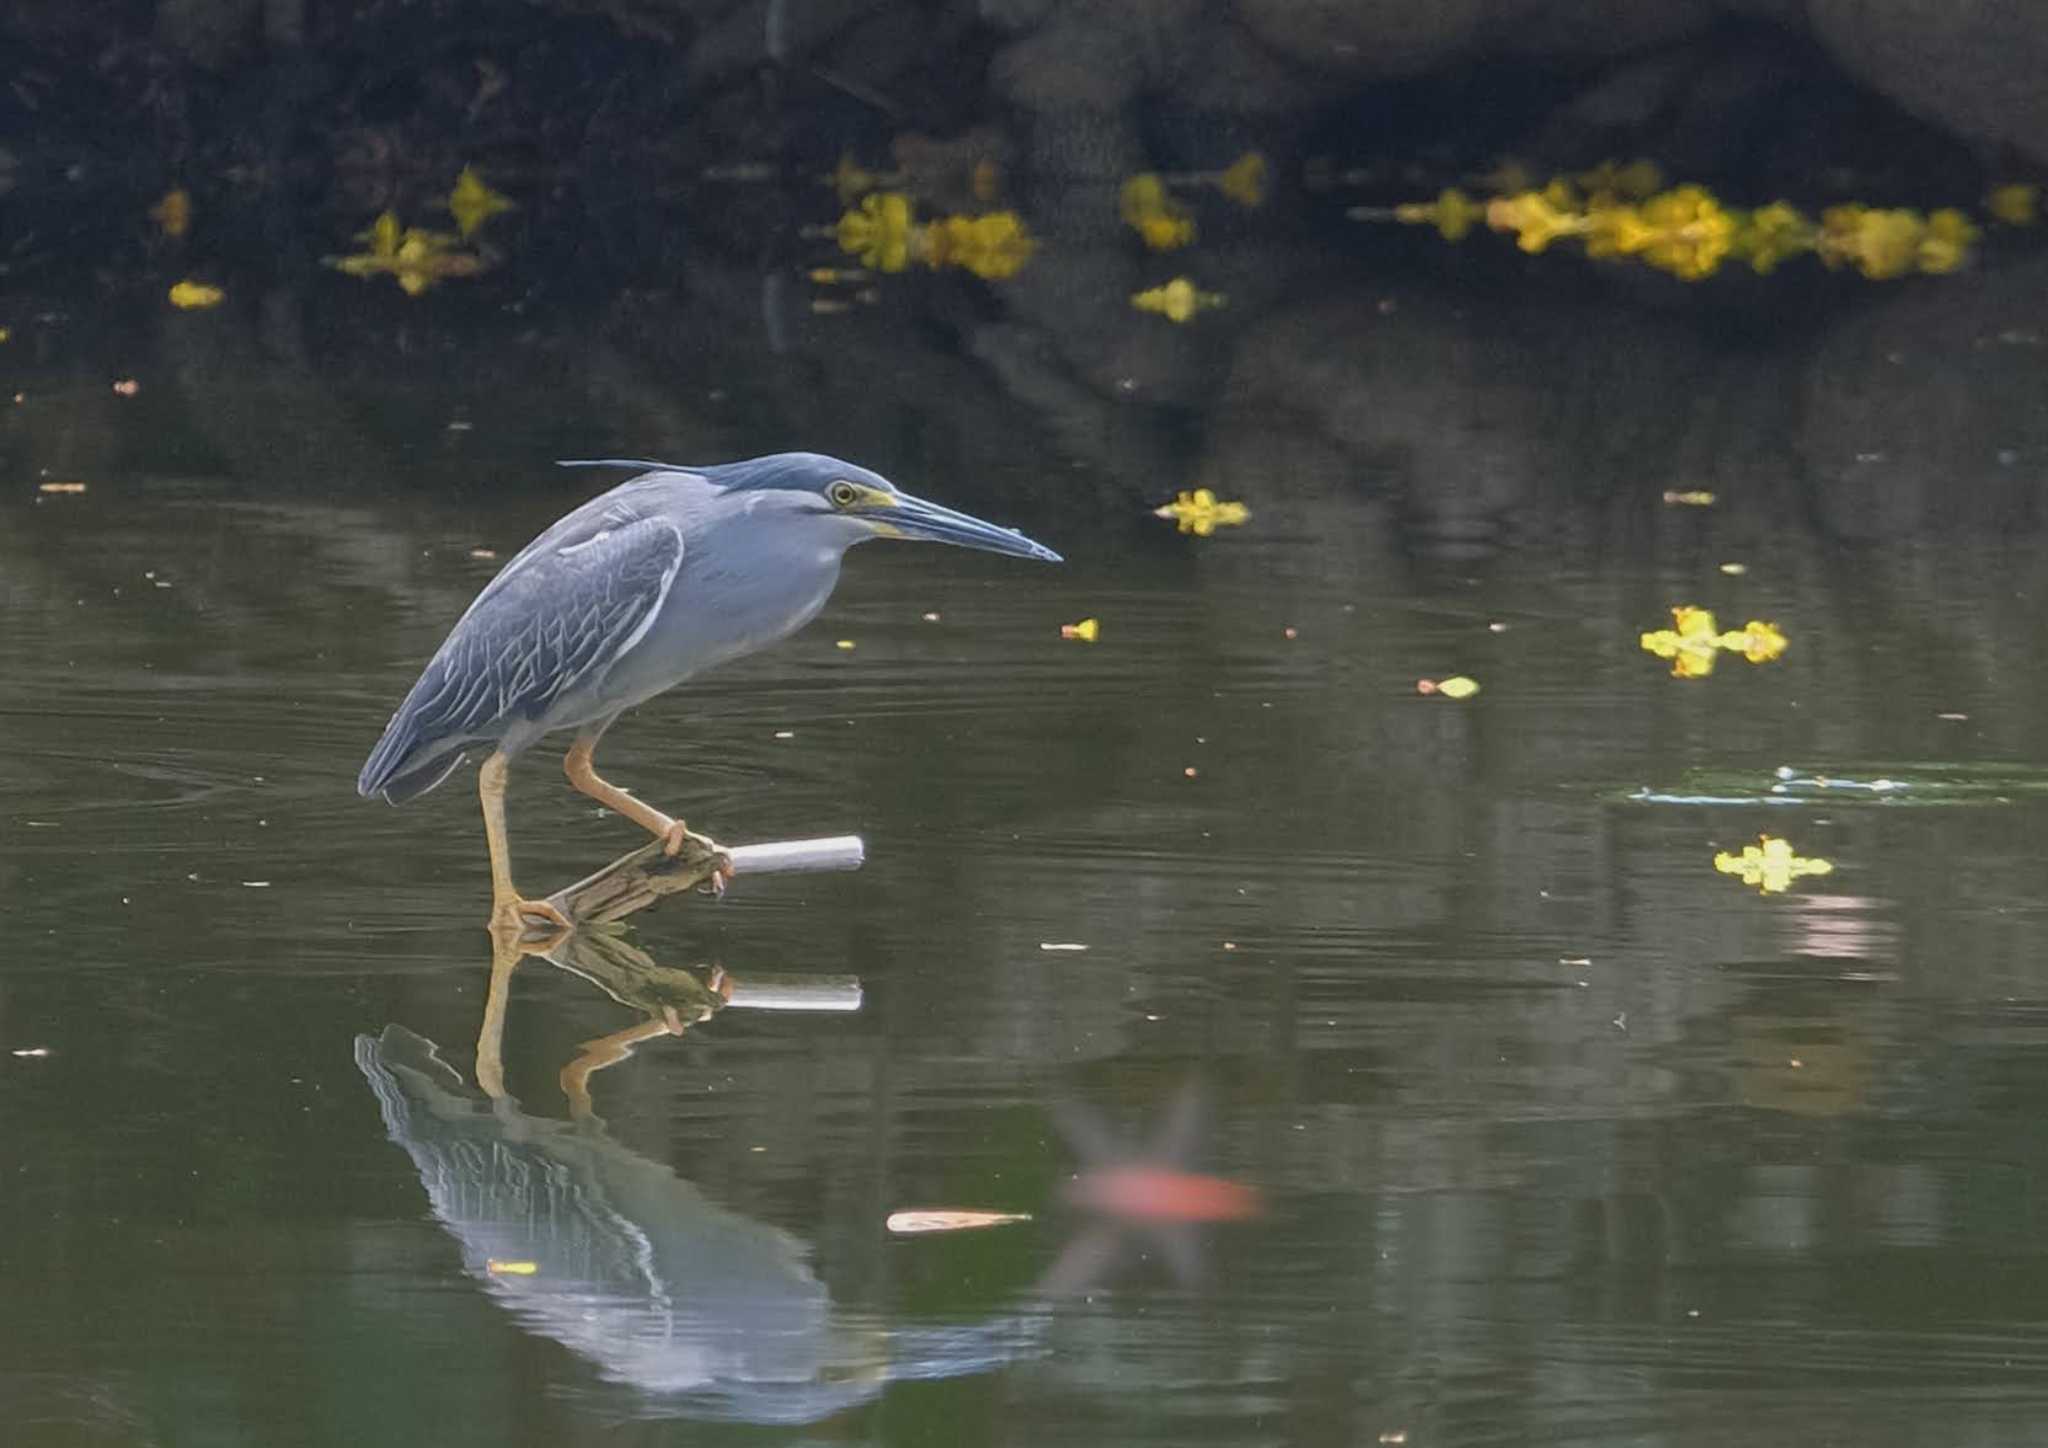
[1061,618,1100,643]
[1216,151,1267,209]
[1986,183,2038,226]
[1393,187,1484,242]
[446,166,514,238]
[1120,174,1196,251]
[1715,834,1833,894]
[168,280,224,309]
[1153,488,1250,536]
[1131,277,1224,323]
[150,188,192,239]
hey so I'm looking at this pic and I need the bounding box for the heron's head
[705,452,1062,563]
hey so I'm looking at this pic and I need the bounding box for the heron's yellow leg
[564,735,723,865]
[480,749,574,938]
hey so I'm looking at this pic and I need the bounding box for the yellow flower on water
[329,211,484,295]
[836,191,916,272]
[1153,488,1250,535]
[1818,204,1920,280]
[1120,174,1196,251]
[1916,208,1978,275]
[1633,185,1735,280]
[1986,183,2038,226]
[1132,277,1225,323]
[1394,187,1485,242]
[167,280,224,309]
[1733,201,1815,274]
[1640,606,1786,677]
[1486,190,1586,254]
[1216,151,1268,209]
[1715,834,1834,894]
[150,188,192,239]
[1727,618,1788,663]
[926,211,1036,280]
[447,166,514,238]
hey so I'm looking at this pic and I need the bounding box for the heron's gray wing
[358,515,684,796]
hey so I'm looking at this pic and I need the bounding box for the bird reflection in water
[355,930,1037,1424]
[1037,1083,1265,1298]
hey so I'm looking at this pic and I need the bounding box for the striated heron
[358,453,1060,934]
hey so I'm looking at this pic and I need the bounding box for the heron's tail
[358,715,468,804]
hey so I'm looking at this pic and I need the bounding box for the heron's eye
[827,481,861,509]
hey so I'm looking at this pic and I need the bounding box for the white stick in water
[725,835,865,876]
[722,976,864,1012]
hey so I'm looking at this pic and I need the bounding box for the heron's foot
[489,892,573,947]
[659,821,735,894]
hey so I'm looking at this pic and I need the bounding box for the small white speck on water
[242,881,271,888]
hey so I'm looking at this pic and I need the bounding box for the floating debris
[1663,489,1717,506]
[1131,277,1225,323]
[1153,487,1250,535]
[887,1210,1033,1235]
[10,1047,51,1058]
[1039,943,1090,952]
[1061,618,1100,643]
[112,379,139,397]
[1715,834,1834,894]
[832,192,1034,279]
[1417,676,1480,698]
[168,280,224,309]
[835,639,857,651]
[38,481,88,494]
[486,1260,539,1276]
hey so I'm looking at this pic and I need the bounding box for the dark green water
[7,247,2048,1448]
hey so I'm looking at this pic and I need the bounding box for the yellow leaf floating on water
[1435,675,1481,699]
[836,191,913,271]
[1153,487,1250,535]
[447,165,515,238]
[1640,606,1787,678]
[1715,834,1833,894]
[38,481,88,494]
[328,210,485,295]
[925,210,1036,280]
[168,280,224,309]
[1120,174,1196,251]
[886,1209,1034,1235]
[1061,618,1100,643]
[1662,489,1717,506]
[150,188,192,239]
[486,1259,539,1276]
[1391,187,1485,242]
[1132,277,1224,323]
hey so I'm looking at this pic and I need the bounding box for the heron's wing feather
[357,516,684,797]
